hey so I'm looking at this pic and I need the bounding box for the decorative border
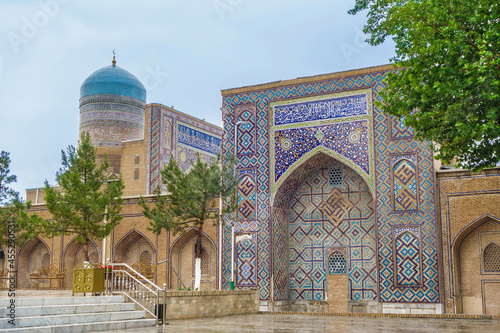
[269,88,374,201]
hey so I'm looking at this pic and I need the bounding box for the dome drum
[79,63,147,147]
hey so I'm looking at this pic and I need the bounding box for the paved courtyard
[98,314,500,333]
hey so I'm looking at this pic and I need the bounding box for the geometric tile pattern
[393,160,418,211]
[272,202,290,301]
[221,67,439,303]
[289,161,377,301]
[236,236,257,286]
[395,232,421,286]
[390,116,414,139]
[237,170,256,220]
[236,104,256,157]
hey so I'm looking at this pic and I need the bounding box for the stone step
[0,302,136,318]
[0,310,147,329]
[0,318,157,333]
[0,295,125,308]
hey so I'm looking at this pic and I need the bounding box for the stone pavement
[3,291,499,332]
[96,314,500,333]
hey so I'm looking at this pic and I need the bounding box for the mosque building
[9,60,500,317]
[21,57,223,291]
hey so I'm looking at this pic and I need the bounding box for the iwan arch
[220,64,500,315]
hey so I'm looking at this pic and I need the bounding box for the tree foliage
[139,153,237,259]
[350,0,500,170]
[33,132,124,261]
[0,151,33,247]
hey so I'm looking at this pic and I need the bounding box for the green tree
[35,132,124,262]
[0,151,33,247]
[350,0,500,170]
[139,153,237,289]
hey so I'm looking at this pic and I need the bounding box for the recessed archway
[272,153,377,310]
[451,215,500,316]
[170,228,216,290]
[62,236,100,289]
[113,229,155,267]
[17,238,51,289]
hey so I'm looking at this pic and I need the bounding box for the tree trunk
[83,237,89,263]
[194,223,204,291]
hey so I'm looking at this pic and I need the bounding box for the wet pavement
[102,313,500,333]
[2,291,499,332]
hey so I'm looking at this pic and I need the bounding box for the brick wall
[162,289,259,319]
[436,168,500,315]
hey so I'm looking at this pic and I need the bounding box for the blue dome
[80,65,146,102]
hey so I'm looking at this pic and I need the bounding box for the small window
[140,251,152,266]
[484,243,500,272]
[201,247,210,276]
[134,168,140,180]
[329,167,343,186]
[134,155,140,165]
[328,251,347,274]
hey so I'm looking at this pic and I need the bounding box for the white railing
[105,260,166,325]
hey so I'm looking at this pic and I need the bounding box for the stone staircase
[0,295,156,332]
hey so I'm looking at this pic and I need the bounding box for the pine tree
[36,132,124,262]
[0,151,33,248]
[139,153,237,290]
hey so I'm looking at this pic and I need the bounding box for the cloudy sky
[0,0,394,197]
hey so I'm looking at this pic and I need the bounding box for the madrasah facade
[8,59,500,316]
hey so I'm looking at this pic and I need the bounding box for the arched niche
[451,215,500,315]
[271,153,377,304]
[17,237,51,289]
[113,229,155,266]
[170,228,216,290]
[62,236,100,290]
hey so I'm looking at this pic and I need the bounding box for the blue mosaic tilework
[146,105,222,194]
[274,93,367,125]
[273,202,290,301]
[288,162,377,301]
[393,160,418,211]
[177,145,214,172]
[237,169,257,220]
[221,68,439,304]
[390,116,414,139]
[236,236,257,286]
[79,94,145,147]
[270,89,375,201]
[178,124,221,155]
[236,104,256,157]
[394,231,422,286]
[274,120,369,182]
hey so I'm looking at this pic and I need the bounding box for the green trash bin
[230,281,235,290]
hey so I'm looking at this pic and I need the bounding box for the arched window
[140,250,152,267]
[41,253,50,268]
[484,243,500,272]
[328,251,347,274]
[200,247,210,276]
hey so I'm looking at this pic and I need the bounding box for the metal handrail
[106,260,167,326]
